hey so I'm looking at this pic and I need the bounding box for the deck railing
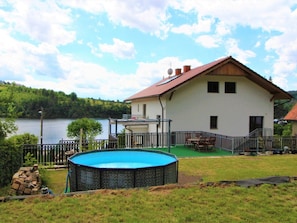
[22,132,297,165]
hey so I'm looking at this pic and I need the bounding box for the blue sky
[0,0,297,101]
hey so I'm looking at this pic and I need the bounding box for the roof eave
[124,95,159,102]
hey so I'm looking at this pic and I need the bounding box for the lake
[14,119,124,144]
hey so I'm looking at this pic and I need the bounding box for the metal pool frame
[68,149,178,191]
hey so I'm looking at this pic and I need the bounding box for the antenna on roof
[167,62,173,76]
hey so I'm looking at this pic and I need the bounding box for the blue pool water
[69,150,177,169]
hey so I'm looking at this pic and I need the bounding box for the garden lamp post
[39,107,43,146]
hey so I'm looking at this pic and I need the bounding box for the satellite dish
[167,68,173,76]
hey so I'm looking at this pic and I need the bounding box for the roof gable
[125,56,292,101]
[208,62,247,76]
[284,103,297,121]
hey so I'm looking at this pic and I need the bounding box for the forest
[0,81,296,119]
[0,81,130,119]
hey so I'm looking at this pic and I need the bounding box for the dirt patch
[149,172,202,192]
[178,172,202,185]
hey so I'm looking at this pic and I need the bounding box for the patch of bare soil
[149,172,202,192]
[178,172,202,185]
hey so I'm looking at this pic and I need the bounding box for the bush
[0,133,38,188]
[274,123,292,136]
[0,140,22,187]
[23,152,38,167]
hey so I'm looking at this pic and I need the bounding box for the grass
[1,153,297,222]
[156,145,232,157]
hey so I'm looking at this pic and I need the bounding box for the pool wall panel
[68,149,178,191]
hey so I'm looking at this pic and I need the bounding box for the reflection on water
[14,119,123,144]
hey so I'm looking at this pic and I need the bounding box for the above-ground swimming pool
[68,149,178,191]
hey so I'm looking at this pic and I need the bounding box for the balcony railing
[122,114,145,119]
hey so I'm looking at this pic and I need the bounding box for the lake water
[14,119,124,144]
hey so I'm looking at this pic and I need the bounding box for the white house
[124,56,292,137]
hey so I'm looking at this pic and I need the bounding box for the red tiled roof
[125,56,292,101]
[284,103,297,121]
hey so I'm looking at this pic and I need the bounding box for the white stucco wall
[129,75,274,136]
[129,98,164,133]
[165,75,274,136]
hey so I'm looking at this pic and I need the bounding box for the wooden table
[187,137,215,151]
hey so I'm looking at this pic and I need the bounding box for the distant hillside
[0,81,295,119]
[288,90,297,100]
[0,82,130,119]
[274,90,297,119]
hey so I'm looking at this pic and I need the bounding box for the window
[225,82,236,93]
[210,116,218,129]
[208,82,219,93]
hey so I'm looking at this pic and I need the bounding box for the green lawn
[1,153,297,222]
[155,145,232,157]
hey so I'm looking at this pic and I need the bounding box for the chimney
[175,68,182,75]
[183,65,191,73]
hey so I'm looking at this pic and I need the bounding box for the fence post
[231,137,234,154]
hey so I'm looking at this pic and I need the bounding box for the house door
[249,116,263,133]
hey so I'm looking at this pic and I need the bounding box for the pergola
[108,118,172,152]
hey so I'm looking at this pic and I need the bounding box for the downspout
[158,95,164,147]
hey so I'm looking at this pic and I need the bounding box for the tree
[67,118,102,142]
[0,118,17,140]
[0,103,18,141]
[0,82,131,119]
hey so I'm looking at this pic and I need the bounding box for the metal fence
[23,132,297,165]
[108,131,297,154]
[22,139,108,166]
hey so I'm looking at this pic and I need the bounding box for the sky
[0,0,297,101]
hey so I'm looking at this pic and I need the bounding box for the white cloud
[1,0,75,45]
[273,60,296,75]
[103,0,171,39]
[1,0,297,101]
[99,38,136,59]
[6,55,203,100]
[265,22,297,89]
[171,0,297,73]
[215,21,231,36]
[255,41,261,48]
[270,59,297,90]
[225,39,256,64]
[171,16,213,35]
[64,0,171,39]
[0,26,64,81]
[272,75,289,91]
[195,35,220,48]
[170,0,295,31]
[60,0,105,14]
[265,31,297,63]
[87,42,103,58]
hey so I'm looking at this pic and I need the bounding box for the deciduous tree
[67,118,102,142]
